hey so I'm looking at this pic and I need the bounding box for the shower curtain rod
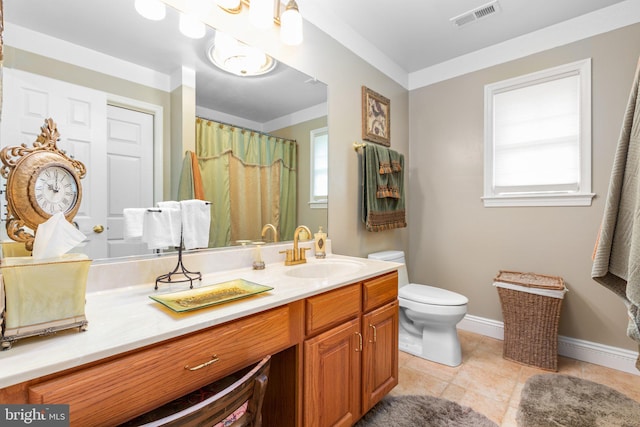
[196,116,297,144]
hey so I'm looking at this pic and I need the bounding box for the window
[309,127,328,208]
[483,59,594,207]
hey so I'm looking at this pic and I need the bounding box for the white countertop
[0,250,399,388]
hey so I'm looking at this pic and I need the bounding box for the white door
[105,105,154,258]
[1,68,108,258]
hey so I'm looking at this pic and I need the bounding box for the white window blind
[483,59,594,207]
[310,127,328,208]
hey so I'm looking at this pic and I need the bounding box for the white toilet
[368,250,468,367]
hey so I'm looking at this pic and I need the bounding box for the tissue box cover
[1,253,91,331]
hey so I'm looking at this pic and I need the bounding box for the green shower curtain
[193,118,297,247]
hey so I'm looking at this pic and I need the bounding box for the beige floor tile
[452,362,517,402]
[458,389,508,425]
[394,366,449,397]
[395,330,640,424]
[581,363,640,401]
[439,383,466,401]
[500,406,519,427]
[402,353,460,383]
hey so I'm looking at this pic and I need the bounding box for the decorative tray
[150,279,273,312]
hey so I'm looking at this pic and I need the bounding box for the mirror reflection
[0,0,328,261]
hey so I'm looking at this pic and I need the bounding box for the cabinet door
[362,300,399,413]
[304,318,361,427]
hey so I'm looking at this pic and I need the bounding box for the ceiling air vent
[450,0,501,27]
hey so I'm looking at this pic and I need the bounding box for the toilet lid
[399,283,468,306]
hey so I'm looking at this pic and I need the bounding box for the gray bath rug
[355,395,497,427]
[517,374,640,427]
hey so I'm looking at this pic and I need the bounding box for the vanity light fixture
[179,12,206,39]
[207,32,277,77]
[134,0,166,21]
[216,0,304,46]
[249,0,274,29]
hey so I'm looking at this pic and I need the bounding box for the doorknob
[93,225,105,233]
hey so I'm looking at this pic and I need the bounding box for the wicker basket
[494,270,566,371]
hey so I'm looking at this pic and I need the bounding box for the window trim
[483,58,594,207]
[309,127,328,209]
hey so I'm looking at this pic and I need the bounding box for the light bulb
[134,0,166,21]
[280,0,303,46]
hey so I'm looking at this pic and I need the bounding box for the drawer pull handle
[355,332,363,352]
[369,324,377,343]
[185,355,219,371]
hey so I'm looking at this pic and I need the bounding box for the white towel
[142,208,182,250]
[123,208,146,242]
[157,201,181,210]
[180,200,211,250]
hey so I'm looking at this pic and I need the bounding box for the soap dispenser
[314,226,327,258]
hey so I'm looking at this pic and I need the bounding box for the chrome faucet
[280,225,312,266]
[261,223,279,242]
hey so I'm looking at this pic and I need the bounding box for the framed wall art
[362,86,390,146]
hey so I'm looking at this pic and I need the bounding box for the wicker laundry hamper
[494,270,567,371]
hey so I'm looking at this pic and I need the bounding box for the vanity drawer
[28,304,298,427]
[363,271,398,312]
[306,284,361,336]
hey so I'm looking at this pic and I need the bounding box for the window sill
[309,200,327,209]
[482,193,595,207]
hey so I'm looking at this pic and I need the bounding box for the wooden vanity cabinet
[28,303,303,427]
[303,271,399,427]
[0,270,398,427]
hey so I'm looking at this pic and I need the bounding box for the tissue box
[1,241,32,258]
[1,253,91,349]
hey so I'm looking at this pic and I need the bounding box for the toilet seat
[399,283,468,306]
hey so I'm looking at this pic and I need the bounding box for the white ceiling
[302,0,629,73]
[4,0,638,123]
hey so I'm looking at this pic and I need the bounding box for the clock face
[34,165,79,215]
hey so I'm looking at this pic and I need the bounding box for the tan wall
[273,116,328,234]
[408,23,640,350]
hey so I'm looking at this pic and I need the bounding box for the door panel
[1,69,107,258]
[105,105,154,258]
[362,301,399,412]
[304,318,361,427]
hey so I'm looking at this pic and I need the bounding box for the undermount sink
[284,259,366,279]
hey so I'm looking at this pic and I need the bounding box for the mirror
[1,0,328,260]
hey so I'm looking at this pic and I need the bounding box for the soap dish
[149,279,273,312]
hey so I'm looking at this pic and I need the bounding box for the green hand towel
[361,144,407,232]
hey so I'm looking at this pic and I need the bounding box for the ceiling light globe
[207,34,276,77]
[134,0,166,21]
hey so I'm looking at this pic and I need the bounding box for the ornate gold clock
[0,118,86,251]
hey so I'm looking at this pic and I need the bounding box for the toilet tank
[368,250,409,288]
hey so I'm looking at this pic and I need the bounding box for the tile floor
[390,330,640,426]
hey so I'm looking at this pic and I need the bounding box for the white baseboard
[458,314,640,376]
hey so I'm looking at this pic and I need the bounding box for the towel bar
[353,142,367,152]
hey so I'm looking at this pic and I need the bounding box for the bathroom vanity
[0,245,399,427]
